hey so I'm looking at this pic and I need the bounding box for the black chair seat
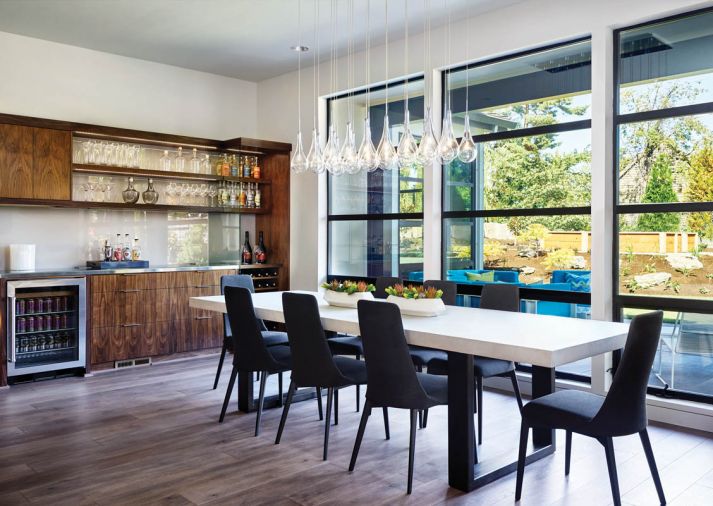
[428,355,515,378]
[262,330,289,347]
[416,372,448,405]
[266,345,292,371]
[522,390,603,431]
[328,335,363,355]
[333,356,368,385]
[409,346,447,367]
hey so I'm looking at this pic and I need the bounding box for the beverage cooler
[6,278,86,377]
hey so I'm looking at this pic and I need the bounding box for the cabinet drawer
[174,315,223,353]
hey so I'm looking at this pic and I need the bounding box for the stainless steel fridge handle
[8,296,15,363]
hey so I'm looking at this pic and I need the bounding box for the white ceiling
[0,0,525,82]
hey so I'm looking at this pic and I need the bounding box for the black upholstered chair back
[357,299,433,410]
[224,286,278,371]
[374,276,402,299]
[221,274,267,338]
[591,311,663,437]
[480,284,520,313]
[282,292,345,386]
[423,279,457,306]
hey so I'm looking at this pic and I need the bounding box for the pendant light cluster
[290,0,478,176]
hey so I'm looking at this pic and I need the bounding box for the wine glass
[166,182,176,205]
[207,185,217,207]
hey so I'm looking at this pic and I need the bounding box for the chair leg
[477,376,484,445]
[213,342,227,390]
[515,421,529,501]
[323,388,334,461]
[565,430,572,476]
[509,370,524,412]
[407,409,418,494]
[603,437,622,506]
[349,400,371,471]
[639,429,666,505]
[316,387,324,420]
[334,388,339,425]
[356,354,361,412]
[278,372,283,407]
[422,409,429,429]
[275,380,296,444]
[254,371,268,437]
[218,367,237,423]
[383,407,390,440]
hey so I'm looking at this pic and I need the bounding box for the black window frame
[326,77,426,280]
[612,6,713,405]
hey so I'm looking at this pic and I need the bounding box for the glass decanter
[122,177,139,204]
[175,147,186,172]
[142,178,159,204]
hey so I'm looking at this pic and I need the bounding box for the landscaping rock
[634,272,671,289]
[521,266,536,275]
[666,254,703,271]
[570,256,587,269]
[518,248,538,258]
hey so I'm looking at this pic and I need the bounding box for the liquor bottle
[243,157,251,178]
[229,182,237,208]
[242,231,253,264]
[215,155,223,176]
[122,234,132,261]
[255,185,261,208]
[251,156,260,178]
[103,239,112,261]
[254,231,267,264]
[175,147,186,172]
[131,238,142,260]
[113,233,123,261]
[190,148,201,173]
[221,154,230,176]
[230,155,239,177]
[247,183,255,208]
[160,150,172,171]
[239,182,247,207]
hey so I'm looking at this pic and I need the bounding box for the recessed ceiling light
[291,45,310,52]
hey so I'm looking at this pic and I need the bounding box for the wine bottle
[242,231,253,264]
[255,231,267,264]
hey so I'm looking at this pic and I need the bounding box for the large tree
[636,154,679,231]
[687,141,713,239]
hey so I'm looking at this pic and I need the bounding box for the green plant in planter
[321,280,375,294]
[385,284,444,299]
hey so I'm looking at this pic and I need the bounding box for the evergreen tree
[686,142,713,239]
[637,155,679,232]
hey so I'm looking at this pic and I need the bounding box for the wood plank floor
[1,355,712,505]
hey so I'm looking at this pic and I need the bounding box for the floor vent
[114,357,152,369]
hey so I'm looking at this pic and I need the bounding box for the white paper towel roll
[9,244,36,271]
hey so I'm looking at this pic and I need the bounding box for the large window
[440,39,593,379]
[327,79,425,279]
[614,8,713,403]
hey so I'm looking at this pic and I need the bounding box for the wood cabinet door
[32,128,71,200]
[0,124,34,198]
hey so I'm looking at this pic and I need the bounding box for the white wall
[0,30,258,269]
[257,0,709,292]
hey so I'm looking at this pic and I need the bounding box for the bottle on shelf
[255,185,261,208]
[175,147,186,172]
[131,237,142,260]
[254,231,267,264]
[160,150,172,171]
[113,233,123,261]
[251,156,260,179]
[122,234,132,261]
[247,183,255,208]
[239,182,247,207]
[103,239,113,261]
[190,148,201,173]
[230,155,239,177]
[221,154,230,176]
[242,231,253,264]
[229,182,237,208]
[243,157,251,178]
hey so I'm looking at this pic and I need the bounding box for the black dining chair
[213,275,288,391]
[218,286,292,436]
[276,292,390,460]
[327,276,402,411]
[515,311,666,506]
[350,299,448,494]
[426,284,523,444]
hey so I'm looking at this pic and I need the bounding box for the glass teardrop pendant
[339,122,359,174]
[418,106,439,164]
[397,110,419,167]
[290,131,307,173]
[457,113,477,163]
[306,129,324,173]
[358,117,379,172]
[323,124,342,175]
[437,110,459,164]
[376,115,399,171]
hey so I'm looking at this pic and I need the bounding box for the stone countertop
[0,263,281,279]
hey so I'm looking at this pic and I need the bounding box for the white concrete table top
[189,290,630,368]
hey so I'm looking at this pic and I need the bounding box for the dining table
[189,290,630,493]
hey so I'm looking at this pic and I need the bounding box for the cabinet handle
[193,285,213,288]
[119,289,141,293]
[194,316,212,320]
[120,323,142,328]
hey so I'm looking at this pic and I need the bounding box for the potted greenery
[320,280,375,308]
[384,284,446,317]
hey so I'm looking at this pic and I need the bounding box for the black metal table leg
[531,366,556,447]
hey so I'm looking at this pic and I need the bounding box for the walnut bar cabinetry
[89,270,233,367]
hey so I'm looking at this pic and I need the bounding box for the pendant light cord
[384,0,389,118]
[313,0,319,132]
[365,0,371,119]
[404,0,409,113]
[297,0,302,133]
